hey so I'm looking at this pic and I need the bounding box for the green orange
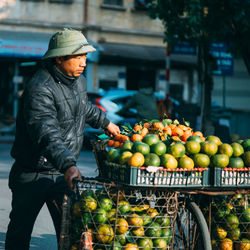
[178,156,194,169]
[218,143,233,157]
[145,222,162,237]
[193,153,210,168]
[200,141,218,156]
[93,208,108,224]
[99,197,113,211]
[107,148,121,163]
[142,134,160,146]
[160,154,178,169]
[211,154,229,168]
[169,142,186,158]
[120,141,133,152]
[228,157,244,168]
[150,141,167,156]
[96,224,114,243]
[187,135,203,143]
[206,135,222,145]
[161,228,172,244]
[137,238,153,250]
[132,142,150,155]
[243,151,250,167]
[231,142,244,157]
[119,151,133,165]
[185,141,201,155]
[144,153,161,167]
[153,238,167,248]
[118,200,131,214]
[128,152,145,167]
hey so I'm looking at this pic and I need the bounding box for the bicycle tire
[174,201,212,250]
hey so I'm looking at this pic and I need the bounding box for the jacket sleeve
[23,84,76,172]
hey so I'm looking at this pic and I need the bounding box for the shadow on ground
[0,232,57,250]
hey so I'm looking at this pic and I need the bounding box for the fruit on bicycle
[93,208,108,224]
[211,154,229,168]
[231,142,244,157]
[160,153,178,169]
[225,214,239,230]
[201,141,218,156]
[236,238,250,250]
[111,241,122,250]
[228,157,244,168]
[153,238,167,248]
[81,196,97,211]
[242,208,250,222]
[118,200,131,214]
[132,226,144,237]
[127,213,143,228]
[132,142,150,155]
[169,142,186,158]
[218,143,233,157]
[145,222,162,237]
[161,228,172,243]
[116,233,126,245]
[193,153,210,168]
[215,206,230,219]
[243,151,250,167]
[185,141,201,155]
[99,197,113,211]
[150,141,167,156]
[178,156,194,169]
[137,237,153,250]
[148,208,159,218]
[116,218,129,234]
[95,224,114,243]
[107,208,116,221]
[141,213,152,226]
[228,227,240,241]
[220,238,233,250]
[119,151,133,165]
[206,135,222,146]
[124,243,139,250]
[215,226,227,240]
[72,202,82,217]
[128,152,144,167]
[155,214,170,226]
[144,153,161,167]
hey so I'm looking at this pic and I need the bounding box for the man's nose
[80,58,86,67]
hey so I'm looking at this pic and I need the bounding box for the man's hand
[104,122,120,137]
[64,166,81,190]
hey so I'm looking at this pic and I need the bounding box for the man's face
[56,54,87,77]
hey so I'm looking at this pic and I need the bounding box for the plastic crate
[105,162,210,188]
[59,179,178,250]
[213,167,250,187]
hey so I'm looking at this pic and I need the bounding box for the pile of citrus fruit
[105,119,250,170]
[70,186,176,250]
[202,194,250,250]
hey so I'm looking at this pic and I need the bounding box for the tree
[148,0,250,134]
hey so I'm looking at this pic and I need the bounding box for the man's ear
[55,57,63,64]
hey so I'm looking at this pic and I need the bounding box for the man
[117,79,159,123]
[5,28,120,250]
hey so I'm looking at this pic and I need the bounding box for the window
[103,0,123,6]
[134,0,151,10]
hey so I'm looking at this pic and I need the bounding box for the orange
[99,197,113,211]
[93,208,107,224]
[114,134,122,141]
[127,213,143,227]
[137,238,153,249]
[118,200,131,214]
[169,142,186,158]
[142,134,160,146]
[163,126,172,136]
[150,141,167,156]
[143,122,151,128]
[161,228,172,244]
[228,157,244,168]
[225,214,239,230]
[148,208,159,218]
[95,224,114,243]
[178,156,194,169]
[220,238,233,250]
[120,134,130,142]
[215,226,227,240]
[116,218,129,234]
[187,135,203,143]
[153,121,165,131]
[168,124,176,130]
[243,151,250,167]
[124,243,139,250]
[172,135,181,141]
[144,153,161,167]
[211,154,229,168]
[206,135,222,145]
[120,141,133,152]
[107,139,115,147]
[218,143,233,157]
[160,153,178,169]
[131,134,143,142]
[119,151,133,165]
[231,142,244,157]
[132,227,145,237]
[193,153,210,168]
[132,142,150,155]
[192,131,203,137]
[185,141,201,154]
[145,222,162,237]
[128,152,144,167]
[140,127,149,137]
[81,196,97,211]
[228,227,240,241]
[133,124,142,132]
[181,129,193,142]
[200,141,218,156]
[113,141,121,148]
[236,238,250,250]
[242,139,250,151]
[153,238,167,248]
[172,126,184,137]
[107,148,121,163]
[72,202,82,217]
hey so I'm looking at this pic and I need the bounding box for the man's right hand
[64,166,81,190]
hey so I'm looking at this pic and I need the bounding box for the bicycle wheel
[174,200,212,250]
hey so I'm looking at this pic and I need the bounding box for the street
[0,141,98,250]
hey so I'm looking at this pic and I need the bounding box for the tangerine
[169,142,186,158]
[150,141,167,156]
[128,152,145,167]
[120,141,133,152]
[131,134,143,142]
[242,139,250,151]
[228,157,244,168]
[187,135,203,143]
[107,148,121,163]
[127,213,143,227]
[231,142,244,157]
[119,151,133,165]
[132,142,150,155]
[178,156,194,169]
[172,126,184,137]
[218,143,233,157]
[116,218,129,234]
[134,124,142,132]
[201,141,218,156]
[137,238,153,249]
[161,154,178,169]
[144,153,161,167]
[153,239,167,248]
[124,243,139,250]
[220,238,233,250]
[143,134,160,146]
[206,135,222,145]
[211,154,229,168]
[93,208,108,224]
[215,226,227,240]
[193,131,203,137]
[140,127,149,137]
[107,139,115,147]
[99,197,113,211]
[153,122,165,131]
[185,141,201,154]
[193,153,210,168]
[132,227,144,237]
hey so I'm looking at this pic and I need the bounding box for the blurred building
[0,0,249,136]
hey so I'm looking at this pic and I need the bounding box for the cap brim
[42,44,96,60]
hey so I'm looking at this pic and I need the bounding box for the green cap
[42,28,96,59]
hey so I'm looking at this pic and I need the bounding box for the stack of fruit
[202,194,250,250]
[105,119,250,170]
[69,185,177,250]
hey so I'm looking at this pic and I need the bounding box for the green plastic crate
[213,167,250,187]
[105,162,210,188]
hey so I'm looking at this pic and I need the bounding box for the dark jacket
[118,87,159,121]
[11,61,109,173]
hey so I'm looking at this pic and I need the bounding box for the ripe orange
[218,143,233,157]
[124,243,139,250]
[168,124,176,130]
[236,238,250,250]
[160,154,178,169]
[178,156,194,169]
[172,135,181,141]
[172,126,184,137]
[119,151,133,165]
[120,134,130,142]
[211,154,229,168]
[120,141,133,152]
[142,134,160,146]
[114,134,122,141]
[200,141,218,156]
[140,127,149,137]
[96,224,114,243]
[107,139,115,147]
[113,141,121,148]
[225,214,239,230]
[143,122,151,128]
[215,226,227,240]
[220,238,233,250]
[192,131,203,137]
[127,213,143,227]
[163,126,172,136]
[133,124,142,132]
[181,130,193,142]
[131,134,143,142]
[206,135,222,145]
[128,152,145,167]
[116,218,129,234]
[153,122,165,131]
[132,227,144,237]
